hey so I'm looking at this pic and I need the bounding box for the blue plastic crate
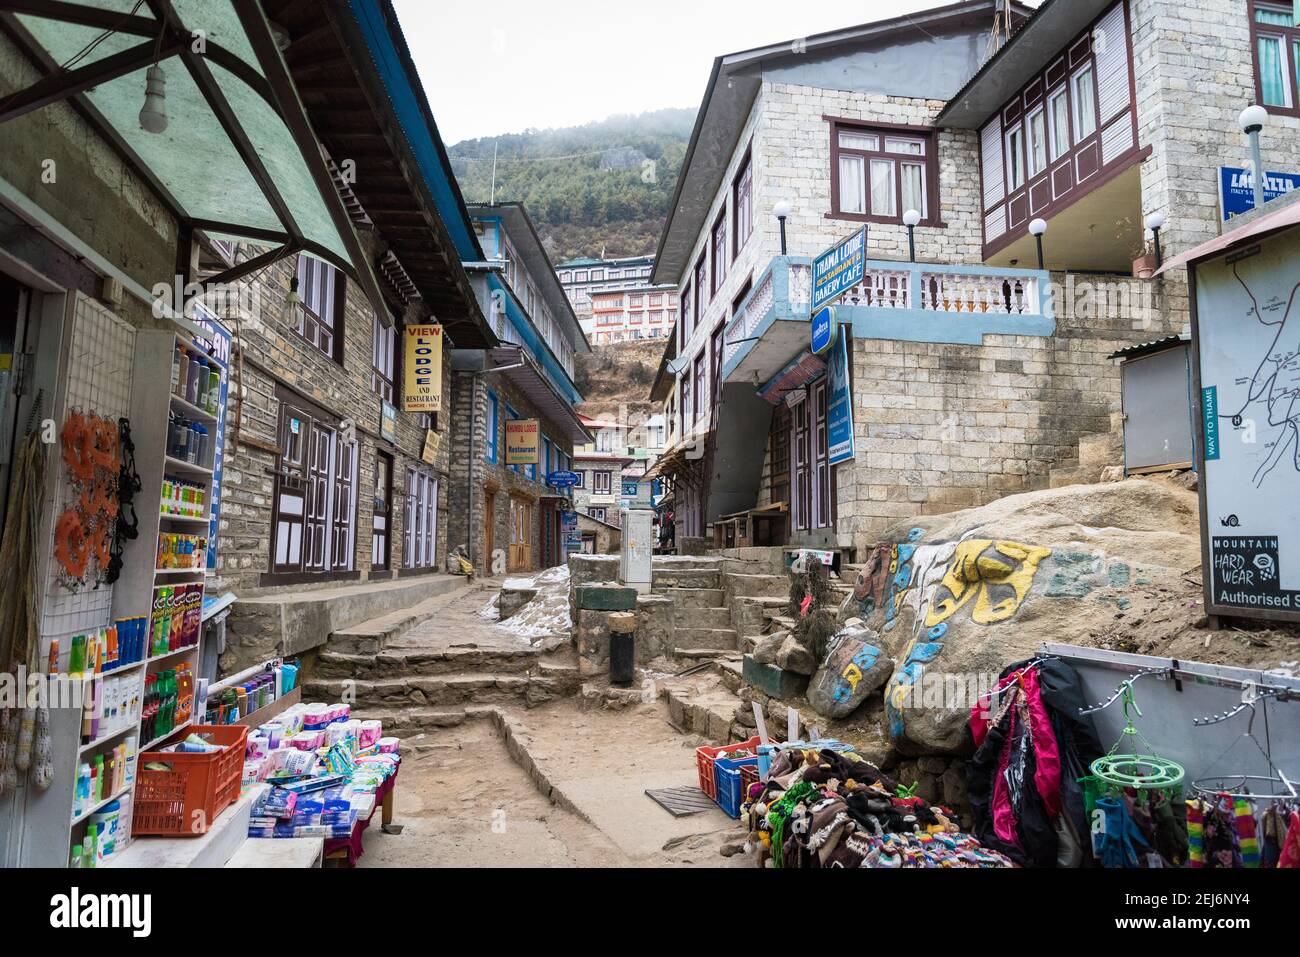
[713,755,759,818]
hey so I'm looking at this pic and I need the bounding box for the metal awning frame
[0,0,387,318]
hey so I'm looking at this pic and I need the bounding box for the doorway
[508,495,532,572]
[372,451,392,572]
[483,487,496,572]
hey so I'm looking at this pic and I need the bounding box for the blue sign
[827,333,855,465]
[812,226,867,313]
[1202,386,1220,461]
[1218,166,1300,221]
[621,478,640,497]
[547,469,579,488]
[811,305,838,356]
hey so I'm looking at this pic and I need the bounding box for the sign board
[547,470,579,488]
[1191,227,1300,622]
[379,400,398,444]
[505,418,540,465]
[812,226,866,313]
[811,305,838,356]
[620,478,653,508]
[402,323,443,412]
[189,301,231,572]
[562,509,580,549]
[1217,166,1300,221]
[827,333,855,465]
[421,428,440,465]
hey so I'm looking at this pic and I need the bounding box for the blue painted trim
[720,256,812,381]
[347,1,480,262]
[485,388,499,463]
[488,272,582,404]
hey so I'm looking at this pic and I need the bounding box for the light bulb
[1144,212,1166,232]
[1028,218,1047,237]
[138,64,168,134]
[1239,104,1268,134]
[902,209,922,228]
[773,200,792,219]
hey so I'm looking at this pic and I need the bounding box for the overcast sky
[393,1,1032,145]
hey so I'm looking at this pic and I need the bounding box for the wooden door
[484,489,496,569]
[272,404,309,574]
[304,420,332,570]
[508,496,531,572]
[372,452,392,571]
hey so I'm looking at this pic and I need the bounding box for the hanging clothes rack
[1190,696,1297,802]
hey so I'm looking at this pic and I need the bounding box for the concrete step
[314,646,539,680]
[670,627,738,651]
[652,568,722,589]
[671,606,732,629]
[304,673,535,709]
[325,588,463,656]
[658,586,726,609]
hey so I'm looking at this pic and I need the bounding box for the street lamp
[1145,212,1166,268]
[1239,104,1269,210]
[1028,218,1047,270]
[902,208,921,262]
[774,200,792,256]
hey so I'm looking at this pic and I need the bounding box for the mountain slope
[448,109,694,262]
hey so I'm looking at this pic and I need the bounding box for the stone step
[1078,430,1122,468]
[1048,463,1101,489]
[724,572,790,600]
[673,648,743,662]
[325,589,462,656]
[733,595,789,634]
[314,646,539,680]
[658,586,726,609]
[652,568,722,589]
[660,676,745,744]
[304,672,536,709]
[671,627,738,651]
[671,606,732,629]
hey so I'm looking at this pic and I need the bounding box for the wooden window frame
[294,255,345,364]
[694,252,708,316]
[1250,1,1300,117]
[711,207,728,296]
[826,118,942,227]
[371,315,395,401]
[372,450,393,572]
[732,146,753,259]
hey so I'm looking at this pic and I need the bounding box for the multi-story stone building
[556,254,678,342]
[649,0,1300,556]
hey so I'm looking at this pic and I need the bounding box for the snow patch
[488,564,572,643]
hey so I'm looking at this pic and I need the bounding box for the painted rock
[807,625,893,719]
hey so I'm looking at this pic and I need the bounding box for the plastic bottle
[206,366,221,415]
[171,344,182,396]
[75,762,92,817]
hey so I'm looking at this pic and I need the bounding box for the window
[372,452,392,571]
[574,469,585,489]
[1072,64,1097,140]
[371,315,395,400]
[593,470,611,494]
[711,209,728,295]
[1027,107,1048,177]
[1252,3,1300,110]
[831,122,935,223]
[680,368,692,431]
[588,507,606,522]
[710,323,726,404]
[1048,87,1070,160]
[693,353,706,422]
[733,150,753,257]
[694,253,708,314]
[1005,124,1025,191]
[295,255,342,361]
[403,468,438,570]
[680,283,693,345]
[485,389,499,463]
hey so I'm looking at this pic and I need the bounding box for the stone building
[649,0,1300,557]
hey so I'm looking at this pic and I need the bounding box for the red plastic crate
[133,724,247,836]
[694,735,762,800]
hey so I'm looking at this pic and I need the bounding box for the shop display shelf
[147,643,198,667]
[71,785,131,826]
[153,566,206,576]
[158,513,209,525]
[169,393,217,424]
[141,717,193,753]
[78,720,139,757]
[163,455,213,477]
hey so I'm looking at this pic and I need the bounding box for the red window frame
[733,148,753,259]
[826,119,940,227]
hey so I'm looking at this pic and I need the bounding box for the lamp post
[1239,104,1269,210]
[774,200,791,256]
[1028,218,1047,270]
[1145,212,1166,269]
[902,208,921,262]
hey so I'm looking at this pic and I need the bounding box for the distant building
[555,255,676,342]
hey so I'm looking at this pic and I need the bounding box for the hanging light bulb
[138,64,168,134]
[280,275,301,327]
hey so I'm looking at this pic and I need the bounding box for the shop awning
[1155,196,1300,276]
[0,0,385,311]
[642,429,708,480]
[758,351,826,406]
[488,346,591,444]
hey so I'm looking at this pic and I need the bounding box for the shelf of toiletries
[170,340,222,420]
[155,530,209,572]
[146,582,202,660]
[159,476,208,521]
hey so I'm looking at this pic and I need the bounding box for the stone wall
[216,252,452,591]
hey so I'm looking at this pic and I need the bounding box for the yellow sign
[505,418,540,465]
[421,428,440,465]
[403,324,443,412]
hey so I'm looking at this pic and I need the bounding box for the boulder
[775,635,817,675]
[751,630,788,666]
[806,625,893,719]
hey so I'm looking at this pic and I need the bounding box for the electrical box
[619,507,653,594]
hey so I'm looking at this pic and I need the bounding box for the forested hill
[448,108,694,263]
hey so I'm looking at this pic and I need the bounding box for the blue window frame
[485,389,499,463]
[542,436,552,484]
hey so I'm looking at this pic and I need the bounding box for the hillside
[574,340,665,425]
[448,109,693,262]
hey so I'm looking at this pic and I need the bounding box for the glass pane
[1256,6,1293,25]
[1050,91,1070,159]
[1029,111,1048,175]
[870,160,896,217]
[901,162,925,218]
[838,131,878,151]
[885,138,924,155]
[1258,35,1289,107]
[1007,128,1024,189]
[838,155,865,213]
[1073,67,1097,139]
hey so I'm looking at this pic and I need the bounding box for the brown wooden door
[372,452,392,572]
[508,496,531,572]
[304,420,332,570]
[484,489,495,569]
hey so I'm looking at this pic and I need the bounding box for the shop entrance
[508,495,532,572]
[0,276,40,538]
[483,488,496,570]
[372,451,392,572]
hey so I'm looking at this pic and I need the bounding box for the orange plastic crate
[133,724,247,836]
[695,735,762,800]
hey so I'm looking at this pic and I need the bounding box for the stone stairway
[651,561,738,661]
[1049,415,1124,488]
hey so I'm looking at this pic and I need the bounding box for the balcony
[722,256,1055,385]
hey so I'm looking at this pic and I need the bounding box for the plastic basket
[133,724,248,836]
[695,736,762,800]
[740,763,760,802]
[714,755,759,818]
